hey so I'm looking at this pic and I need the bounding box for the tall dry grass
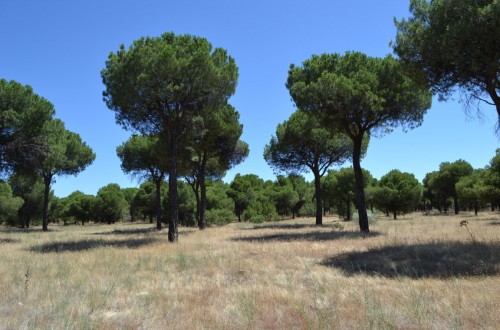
[0,212,498,329]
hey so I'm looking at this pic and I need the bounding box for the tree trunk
[313,169,323,226]
[452,189,459,215]
[42,174,51,232]
[393,210,397,220]
[155,179,162,231]
[346,195,351,221]
[474,201,478,216]
[198,168,207,230]
[485,80,500,130]
[352,136,369,232]
[167,135,179,243]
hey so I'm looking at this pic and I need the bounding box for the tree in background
[0,79,54,176]
[0,181,23,226]
[94,183,127,224]
[9,174,47,228]
[373,169,422,219]
[434,160,474,215]
[287,174,309,218]
[102,33,238,242]
[122,187,140,221]
[323,168,374,221]
[456,170,487,215]
[185,104,248,229]
[227,174,278,222]
[64,191,95,225]
[393,0,500,129]
[483,149,500,210]
[287,52,432,232]
[205,180,235,225]
[271,176,299,218]
[117,135,167,230]
[36,119,95,231]
[264,110,357,225]
[227,174,258,222]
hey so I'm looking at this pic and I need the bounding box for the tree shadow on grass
[92,227,158,236]
[232,231,380,242]
[321,241,500,279]
[0,238,20,244]
[29,237,159,253]
[490,221,500,226]
[243,223,322,230]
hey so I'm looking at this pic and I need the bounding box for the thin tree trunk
[313,169,323,226]
[352,136,369,232]
[453,189,459,215]
[155,179,162,231]
[42,174,51,232]
[168,135,179,243]
[393,210,397,220]
[198,164,207,230]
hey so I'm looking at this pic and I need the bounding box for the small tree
[373,169,422,219]
[287,52,431,232]
[0,181,23,226]
[393,0,500,129]
[264,110,360,225]
[36,119,95,231]
[457,170,486,215]
[65,191,95,225]
[227,174,258,222]
[94,183,127,224]
[9,174,46,228]
[117,135,167,230]
[434,160,474,215]
[185,104,248,229]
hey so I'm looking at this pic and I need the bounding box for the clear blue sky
[1,0,498,197]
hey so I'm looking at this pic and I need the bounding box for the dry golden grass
[0,212,499,329]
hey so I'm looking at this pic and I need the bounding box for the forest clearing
[1,212,498,329]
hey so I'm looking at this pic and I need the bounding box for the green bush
[206,209,234,226]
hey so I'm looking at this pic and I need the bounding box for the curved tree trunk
[313,169,323,226]
[352,136,369,233]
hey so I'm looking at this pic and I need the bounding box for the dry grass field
[0,212,499,329]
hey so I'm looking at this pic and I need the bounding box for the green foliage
[9,174,47,227]
[373,169,422,219]
[0,79,55,176]
[94,184,127,224]
[456,170,487,214]
[393,0,500,125]
[117,135,167,182]
[65,191,95,224]
[173,181,197,227]
[205,180,235,225]
[264,110,356,175]
[270,176,299,218]
[36,119,96,231]
[0,181,23,225]
[482,149,500,209]
[102,32,239,241]
[426,160,474,214]
[287,51,432,232]
[323,168,374,220]
[227,174,278,222]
